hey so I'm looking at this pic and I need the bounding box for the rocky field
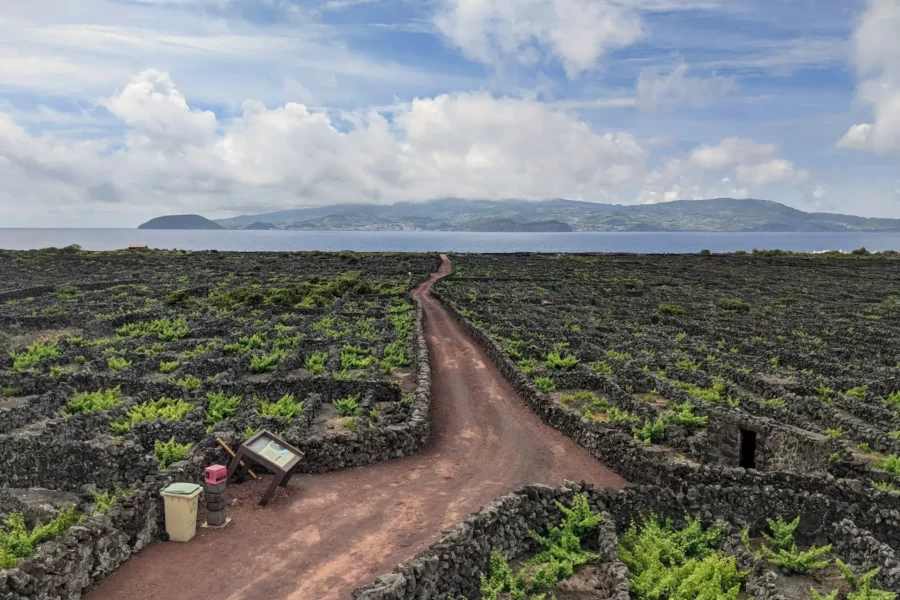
[0,248,439,597]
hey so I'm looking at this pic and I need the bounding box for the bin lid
[162,482,202,496]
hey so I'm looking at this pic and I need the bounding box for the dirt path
[86,255,626,600]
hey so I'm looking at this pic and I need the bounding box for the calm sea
[1,229,899,253]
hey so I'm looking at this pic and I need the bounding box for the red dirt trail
[86,255,626,600]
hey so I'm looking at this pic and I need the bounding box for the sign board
[226,430,304,506]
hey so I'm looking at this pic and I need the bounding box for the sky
[0,0,898,227]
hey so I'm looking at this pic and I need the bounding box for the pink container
[205,464,227,485]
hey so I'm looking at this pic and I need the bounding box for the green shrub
[605,349,632,361]
[762,397,785,408]
[846,385,868,400]
[110,397,194,434]
[545,350,578,371]
[204,391,241,425]
[11,341,59,371]
[107,356,131,372]
[589,360,613,375]
[0,508,83,569]
[154,437,192,469]
[256,393,304,423]
[1,387,19,398]
[675,359,701,372]
[673,379,738,406]
[657,304,685,315]
[534,376,556,393]
[92,485,133,514]
[875,455,900,476]
[619,513,742,600]
[633,418,668,444]
[748,516,832,574]
[65,387,122,415]
[341,345,373,370]
[718,298,751,313]
[305,351,328,375]
[825,427,843,439]
[838,559,897,600]
[116,316,191,341]
[518,358,538,374]
[160,361,180,374]
[333,394,361,417]
[479,494,601,599]
[174,374,202,391]
[672,402,707,427]
[224,332,267,355]
[249,350,284,373]
[381,340,412,372]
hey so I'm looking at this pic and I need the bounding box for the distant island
[138,198,900,233]
[243,222,277,230]
[138,214,223,230]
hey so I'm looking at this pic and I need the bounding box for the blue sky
[0,0,898,226]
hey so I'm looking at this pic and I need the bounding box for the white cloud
[434,0,644,79]
[736,159,799,187]
[636,137,811,204]
[0,71,650,226]
[636,61,736,110]
[689,137,778,171]
[837,0,900,155]
[813,185,827,200]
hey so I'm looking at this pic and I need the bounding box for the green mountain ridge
[140,199,900,232]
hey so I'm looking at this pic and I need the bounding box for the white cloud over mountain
[0,69,814,226]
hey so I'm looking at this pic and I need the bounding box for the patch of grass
[256,393,304,423]
[1,387,19,398]
[65,386,122,415]
[160,361,180,374]
[154,437,192,469]
[110,397,194,434]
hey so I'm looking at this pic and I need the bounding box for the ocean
[1,229,899,253]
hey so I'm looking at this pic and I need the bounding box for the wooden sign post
[226,430,304,506]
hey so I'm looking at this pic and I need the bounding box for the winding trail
[87,255,626,600]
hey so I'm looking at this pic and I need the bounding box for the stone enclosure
[0,248,439,599]
[351,251,900,600]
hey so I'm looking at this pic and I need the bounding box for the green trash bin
[160,483,202,542]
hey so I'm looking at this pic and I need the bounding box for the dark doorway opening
[739,429,757,469]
